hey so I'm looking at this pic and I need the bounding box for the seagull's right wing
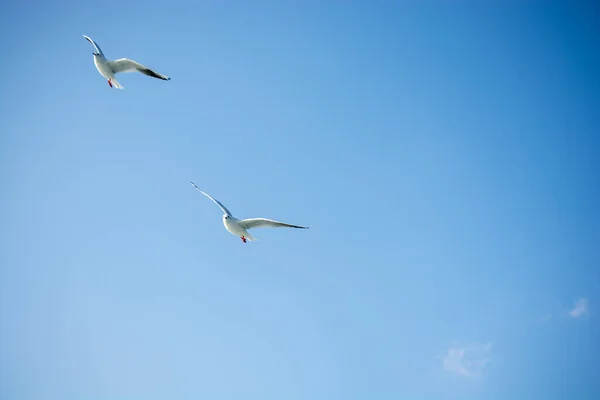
[108,58,171,80]
[190,182,232,216]
[238,218,309,230]
[82,35,105,58]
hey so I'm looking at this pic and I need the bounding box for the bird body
[222,215,257,243]
[92,55,123,88]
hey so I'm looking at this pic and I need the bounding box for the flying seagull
[83,35,170,89]
[190,182,309,243]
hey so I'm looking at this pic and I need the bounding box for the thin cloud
[569,297,589,318]
[536,314,553,323]
[442,342,492,377]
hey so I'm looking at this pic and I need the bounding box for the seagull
[191,182,309,243]
[83,35,170,89]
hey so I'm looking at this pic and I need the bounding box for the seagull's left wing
[83,35,105,58]
[108,58,171,80]
[190,182,232,216]
[238,218,309,230]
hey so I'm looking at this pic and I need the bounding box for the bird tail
[112,78,124,89]
[245,232,258,242]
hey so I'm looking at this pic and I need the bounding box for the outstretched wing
[82,35,105,58]
[108,58,171,80]
[238,218,309,230]
[190,182,232,216]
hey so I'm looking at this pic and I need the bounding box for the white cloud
[442,342,492,377]
[569,297,589,318]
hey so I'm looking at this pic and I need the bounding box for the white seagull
[191,182,309,243]
[83,35,171,89]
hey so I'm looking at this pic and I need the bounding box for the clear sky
[1,1,599,399]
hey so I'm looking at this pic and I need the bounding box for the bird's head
[223,214,231,220]
[93,52,100,57]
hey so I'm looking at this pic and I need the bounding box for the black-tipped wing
[238,218,309,230]
[83,35,105,58]
[108,58,170,80]
[190,182,232,216]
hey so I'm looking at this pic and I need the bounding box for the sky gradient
[1,1,599,399]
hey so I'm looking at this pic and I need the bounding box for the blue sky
[1,1,599,399]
